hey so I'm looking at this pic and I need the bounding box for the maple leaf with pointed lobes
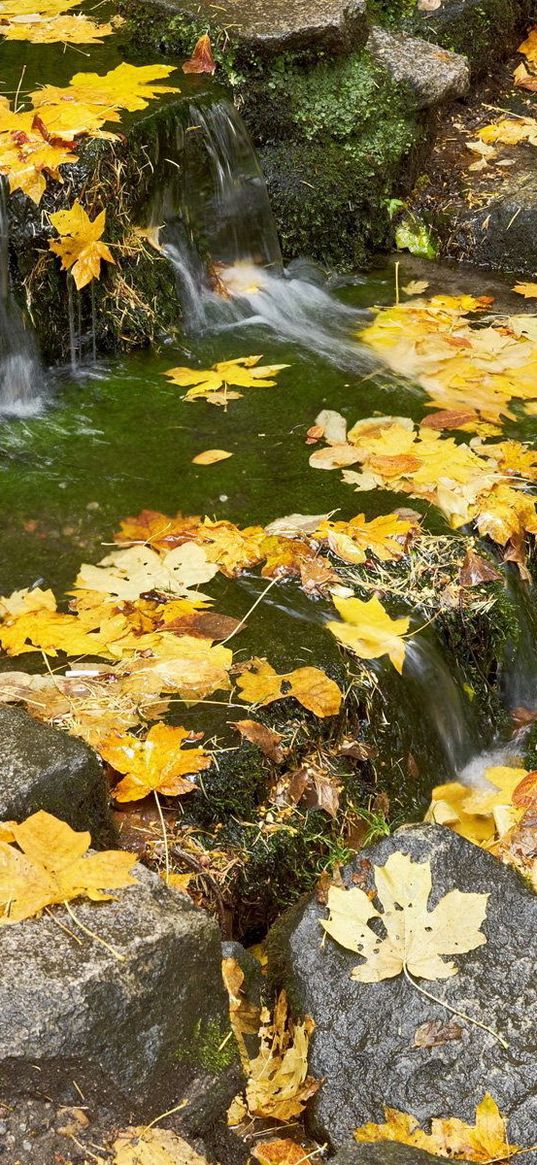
[235,658,342,718]
[1,14,115,44]
[165,355,289,405]
[32,62,179,117]
[101,723,212,802]
[322,852,488,982]
[0,810,137,924]
[354,1094,517,1163]
[245,991,320,1120]
[49,201,115,290]
[315,512,415,564]
[112,1126,209,1164]
[182,34,217,74]
[74,542,219,603]
[327,594,409,674]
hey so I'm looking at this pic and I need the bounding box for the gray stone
[0,864,241,1128]
[268,824,537,1156]
[333,1146,473,1165]
[368,28,469,109]
[140,0,368,56]
[412,0,531,74]
[449,165,537,278]
[0,706,113,846]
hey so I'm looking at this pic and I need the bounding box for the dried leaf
[413,1018,463,1048]
[234,719,288,763]
[182,33,216,74]
[512,282,537,298]
[75,542,218,602]
[251,1140,309,1164]
[245,991,320,1120]
[322,852,488,981]
[112,1126,208,1164]
[0,810,137,924]
[459,549,502,586]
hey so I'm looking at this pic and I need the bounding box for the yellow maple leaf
[327,595,409,674]
[322,852,488,981]
[0,810,137,924]
[49,201,115,290]
[235,658,342,717]
[74,542,218,602]
[32,62,179,116]
[425,781,497,846]
[100,723,212,802]
[518,26,537,64]
[512,282,537,298]
[354,1093,517,1163]
[245,991,319,1121]
[1,14,115,44]
[315,512,414,564]
[112,1126,209,1164]
[165,355,289,405]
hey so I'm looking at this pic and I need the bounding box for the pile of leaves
[0,0,121,44]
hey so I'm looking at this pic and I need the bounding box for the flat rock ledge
[368,27,470,109]
[0,706,113,846]
[268,824,537,1156]
[137,0,368,56]
[0,864,240,1131]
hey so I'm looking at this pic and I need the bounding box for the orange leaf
[182,34,216,75]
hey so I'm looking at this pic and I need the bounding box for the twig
[220,576,279,645]
[141,1100,189,1135]
[170,845,228,935]
[154,790,170,884]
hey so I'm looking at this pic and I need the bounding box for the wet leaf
[402,279,430,295]
[245,991,320,1120]
[322,852,488,981]
[191,449,232,465]
[182,33,216,74]
[251,1140,310,1164]
[49,200,115,290]
[75,542,219,602]
[354,1094,517,1163]
[165,355,289,405]
[233,719,288,763]
[235,658,342,717]
[0,810,137,924]
[112,1126,208,1163]
[413,1018,463,1048]
[327,595,409,674]
[100,723,212,802]
[512,282,537,298]
[459,549,502,586]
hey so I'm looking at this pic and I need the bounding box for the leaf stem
[63,901,125,962]
[154,790,170,884]
[403,964,508,1051]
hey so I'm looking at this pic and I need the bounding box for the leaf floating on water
[182,33,216,75]
[321,852,488,981]
[0,810,137,924]
[75,542,219,602]
[354,1093,518,1163]
[49,200,115,290]
[100,723,212,802]
[402,279,430,295]
[191,449,233,465]
[327,595,409,674]
[235,658,342,718]
[165,355,289,405]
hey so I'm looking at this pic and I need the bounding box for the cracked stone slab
[0,864,240,1130]
[139,0,368,56]
[368,27,469,108]
[268,824,537,1157]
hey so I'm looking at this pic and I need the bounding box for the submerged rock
[0,864,240,1128]
[0,706,113,846]
[268,824,537,1153]
[368,28,469,108]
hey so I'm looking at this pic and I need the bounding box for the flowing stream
[0,180,43,416]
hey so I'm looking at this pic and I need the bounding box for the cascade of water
[0,180,43,416]
[402,638,478,774]
[150,98,373,367]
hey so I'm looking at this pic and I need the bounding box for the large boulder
[0,706,113,845]
[268,824,537,1155]
[0,864,241,1130]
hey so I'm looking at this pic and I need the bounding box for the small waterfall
[0,180,43,416]
[147,98,372,367]
[403,638,477,774]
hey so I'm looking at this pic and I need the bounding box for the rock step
[333,1146,473,1164]
[0,863,241,1130]
[267,823,537,1155]
[0,706,113,846]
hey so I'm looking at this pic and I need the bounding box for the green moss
[409,0,530,73]
[182,1017,239,1073]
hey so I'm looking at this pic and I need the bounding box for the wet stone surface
[368,27,470,108]
[268,824,537,1155]
[332,1145,473,1165]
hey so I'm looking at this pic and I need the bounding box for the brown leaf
[413,1019,463,1048]
[421,408,478,431]
[182,34,216,75]
[234,719,288,763]
[512,770,537,808]
[164,611,240,641]
[460,549,502,586]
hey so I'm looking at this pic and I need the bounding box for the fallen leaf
[75,542,218,602]
[402,279,430,295]
[251,1140,309,1164]
[321,851,488,981]
[459,549,502,585]
[112,1126,208,1164]
[354,1094,517,1163]
[49,200,115,289]
[245,991,320,1120]
[512,282,537,298]
[192,449,232,465]
[413,1018,463,1048]
[235,658,342,718]
[233,719,288,763]
[100,723,212,802]
[264,513,330,537]
[182,33,216,74]
[327,595,409,674]
[165,355,289,405]
[0,810,137,923]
